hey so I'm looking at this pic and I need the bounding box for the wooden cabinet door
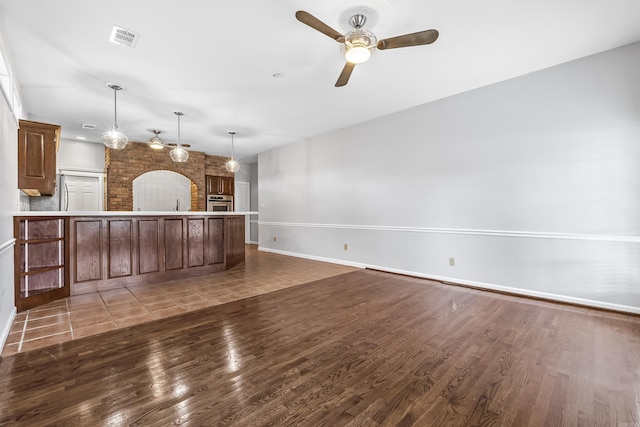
[206,175,223,194]
[18,120,60,196]
[220,177,234,195]
[206,175,216,194]
[206,175,234,195]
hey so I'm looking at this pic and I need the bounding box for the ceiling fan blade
[377,29,439,50]
[335,62,355,87]
[295,10,345,42]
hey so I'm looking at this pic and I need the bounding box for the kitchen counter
[14,212,253,311]
[14,211,259,216]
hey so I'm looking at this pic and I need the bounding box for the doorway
[235,181,251,243]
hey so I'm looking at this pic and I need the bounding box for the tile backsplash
[133,170,191,211]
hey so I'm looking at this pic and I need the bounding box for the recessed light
[81,123,96,129]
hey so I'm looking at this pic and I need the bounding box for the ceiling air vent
[81,123,96,129]
[109,25,140,48]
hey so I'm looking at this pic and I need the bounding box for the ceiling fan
[295,10,439,87]
[146,129,191,150]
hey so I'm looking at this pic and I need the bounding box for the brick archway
[105,141,232,211]
[132,170,199,211]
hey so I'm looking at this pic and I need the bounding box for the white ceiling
[0,0,639,163]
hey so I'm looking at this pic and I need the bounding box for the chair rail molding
[258,221,640,243]
[0,238,16,255]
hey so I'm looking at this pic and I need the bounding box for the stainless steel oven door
[207,194,233,211]
[207,202,231,212]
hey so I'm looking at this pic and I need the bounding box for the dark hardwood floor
[0,269,639,426]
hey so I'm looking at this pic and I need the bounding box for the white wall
[0,76,18,348]
[259,42,640,313]
[58,138,105,171]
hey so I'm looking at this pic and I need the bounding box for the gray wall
[259,42,640,313]
[249,162,258,243]
[234,162,258,242]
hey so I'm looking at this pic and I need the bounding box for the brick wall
[204,154,233,176]
[105,141,233,211]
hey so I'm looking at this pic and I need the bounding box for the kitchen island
[14,211,255,311]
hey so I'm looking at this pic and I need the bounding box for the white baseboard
[365,264,640,315]
[258,246,640,315]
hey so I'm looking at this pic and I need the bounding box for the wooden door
[234,181,251,243]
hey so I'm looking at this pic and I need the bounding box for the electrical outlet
[449,257,455,267]
[344,243,348,251]
[273,236,277,242]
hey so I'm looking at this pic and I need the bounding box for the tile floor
[2,246,359,357]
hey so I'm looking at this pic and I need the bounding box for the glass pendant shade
[102,126,128,149]
[225,159,240,173]
[170,146,189,162]
[225,131,240,173]
[170,111,188,162]
[103,84,128,149]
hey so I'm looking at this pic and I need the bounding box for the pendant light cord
[177,114,181,147]
[113,87,119,129]
[231,132,235,159]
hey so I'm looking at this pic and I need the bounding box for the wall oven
[207,194,233,212]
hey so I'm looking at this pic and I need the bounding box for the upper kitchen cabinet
[206,175,234,195]
[18,119,61,196]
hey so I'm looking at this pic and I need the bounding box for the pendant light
[169,112,189,162]
[225,131,240,173]
[102,83,128,149]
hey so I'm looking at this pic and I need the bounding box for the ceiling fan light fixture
[148,130,165,149]
[342,29,376,64]
[103,83,128,149]
[345,45,371,64]
[149,137,164,150]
